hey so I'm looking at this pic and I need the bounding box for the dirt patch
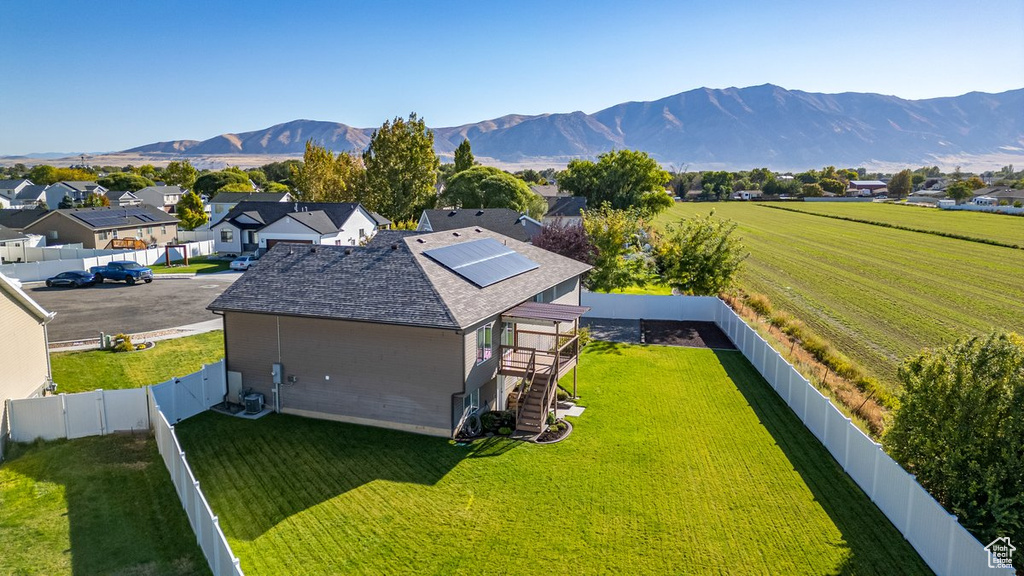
[642,320,736,350]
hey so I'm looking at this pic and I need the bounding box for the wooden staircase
[513,351,556,435]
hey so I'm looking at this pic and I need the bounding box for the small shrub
[497,426,512,435]
[112,333,134,353]
[782,319,806,341]
[745,293,772,318]
[480,411,502,432]
[577,327,592,348]
[556,388,570,401]
[1014,201,1023,208]
[546,412,557,425]
[769,310,792,330]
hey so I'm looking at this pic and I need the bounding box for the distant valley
[7,84,1024,171]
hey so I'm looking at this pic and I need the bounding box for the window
[98,231,108,240]
[476,323,493,364]
[161,226,167,235]
[47,230,58,240]
[146,227,153,235]
[220,229,233,242]
[501,322,514,348]
[463,387,480,414]
[359,228,366,238]
[112,229,119,238]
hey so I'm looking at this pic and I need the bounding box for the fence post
[98,389,108,436]
[842,416,852,472]
[194,481,203,543]
[802,379,810,424]
[870,444,881,502]
[212,516,222,571]
[904,474,916,536]
[61,394,70,440]
[822,399,830,445]
[945,514,957,575]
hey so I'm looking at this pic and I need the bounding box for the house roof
[545,196,587,218]
[106,190,139,201]
[60,181,103,192]
[850,180,886,187]
[369,211,391,227]
[0,179,31,189]
[0,224,29,242]
[209,226,591,330]
[530,184,561,198]
[38,205,178,231]
[209,191,290,204]
[0,272,54,324]
[221,201,362,232]
[419,208,543,242]
[135,185,185,197]
[15,184,48,201]
[0,207,49,230]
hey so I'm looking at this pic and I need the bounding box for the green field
[657,203,1024,386]
[177,345,927,575]
[51,331,225,393]
[775,201,1024,247]
[150,256,231,275]
[0,434,209,575]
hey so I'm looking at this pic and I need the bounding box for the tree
[218,182,258,193]
[175,191,208,230]
[640,190,673,214]
[531,221,595,265]
[98,172,154,192]
[884,332,1024,562]
[193,171,250,197]
[655,212,747,295]
[27,165,95,185]
[82,192,109,207]
[261,160,302,184]
[700,171,733,200]
[888,169,913,199]
[440,166,547,219]
[946,181,972,204]
[581,205,655,292]
[58,195,75,209]
[134,164,158,179]
[558,150,670,210]
[748,167,774,187]
[362,113,440,221]
[762,178,802,197]
[246,169,268,188]
[453,139,475,173]
[263,182,290,193]
[162,160,199,190]
[818,178,846,195]
[966,176,986,190]
[800,183,825,197]
[290,140,365,203]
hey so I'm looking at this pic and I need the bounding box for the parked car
[45,270,97,288]
[230,255,258,271]
[89,261,153,285]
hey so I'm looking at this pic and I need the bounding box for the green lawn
[610,283,673,295]
[51,331,225,393]
[657,202,1024,386]
[771,201,1024,247]
[177,344,928,575]
[150,256,231,275]
[0,434,209,576]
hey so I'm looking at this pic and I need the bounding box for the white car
[230,255,257,271]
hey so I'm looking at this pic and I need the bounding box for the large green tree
[700,171,733,200]
[884,332,1024,565]
[193,171,251,197]
[162,160,199,190]
[945,180,973,204]
[581,205,655,291]
[558,149,670,211]
[655,212,747,295]
[98,172,155,192]
[291,140,365,202]
[888,169,913,199]
[175,191,208,230]
[27,165,95,185]
[440,166,547,219]
[453,139,475,173]
[82,192,110,207]
[362,113,440,221]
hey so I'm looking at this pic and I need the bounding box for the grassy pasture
[656,202,1024,386]
[177,344,927,575]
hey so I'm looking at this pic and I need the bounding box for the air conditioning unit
[244,393,264,415]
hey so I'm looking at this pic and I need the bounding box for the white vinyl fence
[581,291,1012,576]
[940,203,1024,215]
[0,240,215,282]
[4,360,244,576]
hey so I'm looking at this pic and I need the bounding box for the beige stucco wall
[224,312,465,436]
[0,293,49,458]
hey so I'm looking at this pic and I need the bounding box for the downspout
[42,313,55,391]
[451,328,466,437]
[275,315,282,413]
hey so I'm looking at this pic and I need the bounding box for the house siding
[0,292,49,460]
[23,213,177,249]
[224,312,464,436]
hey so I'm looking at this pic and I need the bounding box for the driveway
[26,273,241,342]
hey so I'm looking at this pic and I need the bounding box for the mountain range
[124,84,1024,170]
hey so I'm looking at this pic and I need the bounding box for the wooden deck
[498,346,577,381]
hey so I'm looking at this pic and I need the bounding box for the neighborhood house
[417,208,543,243]
[212,201,383,255]
[208,227,591,437]
[22,205,179,249]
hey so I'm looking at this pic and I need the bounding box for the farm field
[656,202,1024,386]
[777,201,1024,247]
[0,434,209,575]
[177,345,928,575]
[51,331,224,393]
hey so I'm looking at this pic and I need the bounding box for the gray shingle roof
[105,190,138,201]
[15,185,48,201]
[369,211,391,227]
[0,179,31,189]
[50,205,178,230]
[274,210,342,234]
[209,191,290,204]
[210,226,591,330]
[0,225,29,242]
[545,196,587,217]
[60,181,103,192]
[223,202,361,232]
[419,208,542,242]
[0,208,49,230]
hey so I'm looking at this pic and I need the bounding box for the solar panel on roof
[424,238,538,287]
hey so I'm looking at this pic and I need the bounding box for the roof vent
[453,232,460,237]
[449,210,458,216]
[416,238,426,243]
[310,246,317,253]
[391,243,399,250]
[476,210,484,216]
[344,247,353,255]
[474,227,482,232]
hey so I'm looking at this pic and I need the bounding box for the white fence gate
[3,360,243,576]
[581,291,1013,576]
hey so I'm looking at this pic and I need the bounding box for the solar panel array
[424,238,539,287]
[73,207,160,228]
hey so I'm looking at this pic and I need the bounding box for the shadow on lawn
[582,340,627,356]
[713,350,931,575]
[176,412,515,542]
[3,434,207,576]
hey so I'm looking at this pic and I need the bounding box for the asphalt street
[26,273,241,342]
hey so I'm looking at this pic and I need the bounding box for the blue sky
[1,0,1022,155]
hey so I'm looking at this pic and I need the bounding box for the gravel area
[581,318,642,344]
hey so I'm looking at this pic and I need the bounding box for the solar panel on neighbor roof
[424,237,539,287]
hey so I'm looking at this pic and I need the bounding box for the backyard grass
[610,283,673,295]
[177,344,928,575]
[657,202,1024,386]
[150,256,231,275]
[0,433,208,576]
[51,331,225,393]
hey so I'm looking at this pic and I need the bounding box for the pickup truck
[89,261,154,285]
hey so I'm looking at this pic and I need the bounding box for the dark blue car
[45,270,97,288]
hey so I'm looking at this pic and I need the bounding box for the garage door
[266,239,313,249]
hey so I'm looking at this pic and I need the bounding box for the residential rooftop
[419,208,542,242]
